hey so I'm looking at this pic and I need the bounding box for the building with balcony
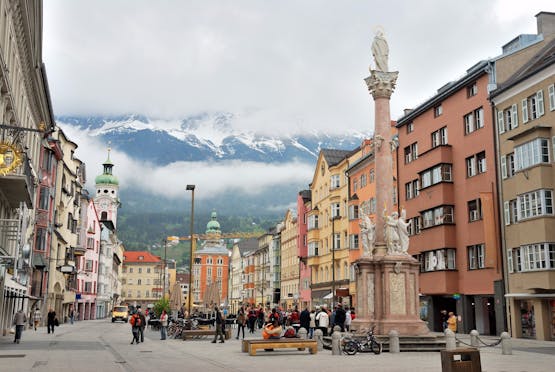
[229,238,257,313]
[307,148,360,307]
[254,233,271,307]
[297,190,312,308]
[0,0,55,334]
[491,34,555,341]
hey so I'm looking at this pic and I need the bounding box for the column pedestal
[352,254,429,335]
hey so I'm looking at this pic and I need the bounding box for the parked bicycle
[342,326,382,355]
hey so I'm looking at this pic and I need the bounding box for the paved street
[0,320,554,372]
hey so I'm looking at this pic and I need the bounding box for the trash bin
[440,348,482,372]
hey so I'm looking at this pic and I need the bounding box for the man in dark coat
[299,307,311,333]
[137,308,147,342]
[334,303,347,332]
[211,306,225,343]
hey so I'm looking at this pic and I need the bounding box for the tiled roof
[321,149,354,166]
[123,251,161,263]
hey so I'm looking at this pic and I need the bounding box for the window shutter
[507,250,514,273]
[497,110,505,134]
[501,156,507,179]
[511,104,518,128]
[522,98,529,123]
[504,201,510,225]
[549,84,555,111]
[552,137,555,163]
[537,90,544,116]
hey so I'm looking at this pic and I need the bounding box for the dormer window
[139,256,144,260]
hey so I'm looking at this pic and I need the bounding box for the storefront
[506,294,555,341]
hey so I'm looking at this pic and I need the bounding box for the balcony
[73,244,86,256]
[0,153,35,208]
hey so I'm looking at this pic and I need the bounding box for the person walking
[33,308,42,331]
[334,303,346,332]
[137,308,147,342]
[236,306,246,340]
[300,307,310,334]
[248,307,256,334]
[130,311,141,344]
[47,308,56,334]
[308,309,316,339]
[316,306,329,336]
[447,312,457,333]
[69,307,75,324]
[12,308,27,344]
[344,307,352,332]
[159,310,168,340]
[211,306,225,343]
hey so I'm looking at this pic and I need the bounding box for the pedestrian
[248,308,256,333]
[159,310,168,340]
[334,303,346,332]
[300,307,310,334]
[130,312,141,344]
[211,306,225,343]
[308,309,316,339]
[315,306,329,336]
[137,308,146,342]
[12,308,27,344]
[69,307,75,324]
[440,310,448,331]
[47,308,56,334]
[236,306,246,340]
[447,311,457,333]
[33,308,42,331]
[344,307,352,332]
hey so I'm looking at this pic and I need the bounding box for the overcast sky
[42,1,553,202]
[43,0,552,133]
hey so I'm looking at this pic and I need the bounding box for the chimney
[536,11,555,37]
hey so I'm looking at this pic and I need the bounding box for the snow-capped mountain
[57,113,371,164]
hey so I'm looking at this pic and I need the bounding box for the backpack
[130,314,141,327]
[283,327,296,338]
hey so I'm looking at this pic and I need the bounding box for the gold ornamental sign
[0,142,22,176]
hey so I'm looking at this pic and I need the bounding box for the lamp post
[331,215,340,306]
[186,184,195,317]
[162,238,167,298]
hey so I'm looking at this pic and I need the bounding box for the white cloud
[43,1,549,136]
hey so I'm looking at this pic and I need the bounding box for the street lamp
[162,238,167,298]
[186,184,195,317]
[331,215,341,306]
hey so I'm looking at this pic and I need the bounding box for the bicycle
[342,326,382,355]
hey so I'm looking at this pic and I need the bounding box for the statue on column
[384,209,400,254]
[359,212,375,257]
[397,208,411,254]
[371,29,389,72]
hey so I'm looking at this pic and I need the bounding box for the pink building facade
[297,190,311,308]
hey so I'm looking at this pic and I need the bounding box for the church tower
[94,147,120,230]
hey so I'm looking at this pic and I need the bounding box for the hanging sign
[0,142,22,176]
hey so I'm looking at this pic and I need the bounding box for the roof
[321,148,354,167]
[236,238,259,255]
[491,37,555,98]
[123,251,161,263]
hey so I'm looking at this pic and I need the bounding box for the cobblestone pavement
[1,320,554,372]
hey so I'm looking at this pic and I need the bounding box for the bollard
[331,331,342,355]
[444,329,456,350]
[333,325,341,333]
[298,327,308,340]
[314,329,324,351]
[470,329,479,347]
[500,332,512,355]
[389,330,400,353]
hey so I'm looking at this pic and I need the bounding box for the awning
[323,292,333,300]
[505,293,555,299]
[311,289,331,299]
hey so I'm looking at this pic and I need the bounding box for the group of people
[11,307,59,344]
[440,310,458,332]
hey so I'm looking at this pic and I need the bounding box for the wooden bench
[182,328,231,340]
[241,339,318,356]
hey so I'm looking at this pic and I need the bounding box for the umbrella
[169,282,184,311]
[203,282,221,310]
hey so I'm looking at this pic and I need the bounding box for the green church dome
[95,148,119,185]
[206,211,221,234]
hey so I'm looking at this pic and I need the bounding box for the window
[407,217,421,236]
[207,267,212,276]
[369,169,375,183]
[549,84,555,111]
[501,153,515,179]
[85,260,93,272]
[421,205,454,228]
[217,267,222,277]
[420,164,452,188]
[84,282,92,292]
[129,267,133,273]
[464,108,484,134]
[331,174,340,189]
[419,249,456,272]
[137,291,141,298]
[434,104,443,117]
[514,138,550,171]
[509,243,555,272]
[405,179,420,200]
[331,203,340,218]
[39,187,49,210]
[407,122,414,133]
[369,197,376,214]
[308,215,319,230]
[505,104,519,131]
[468,199,482,222]
[467,83,478,97]
[522,90,544,123]
[138,267,142,274]
[517,189,554,220]
[468,244,485,270]
[349,234,359,249]
[348,205,359,220]
[146,290,150,298]
[137,279,142,285]
[332,233,341,250]
[147,268,151,273]
[86,237,94,249]
[207,257,213,265]
[404,143,418,163]
[431,127,448,147]
[466,152,486,177]
[35,228,47,251]
[352,179,358,192]
[360,174,367,188]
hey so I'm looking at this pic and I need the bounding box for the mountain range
[58,113,372,247]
